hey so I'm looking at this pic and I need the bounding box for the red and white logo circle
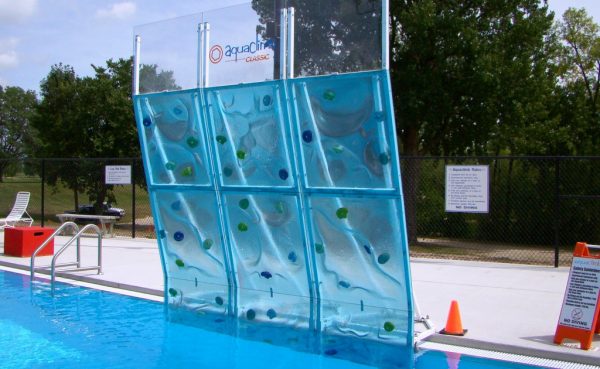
[209,45,223,64]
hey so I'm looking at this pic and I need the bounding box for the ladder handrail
[30,221,80,280]
[50,224,103,289]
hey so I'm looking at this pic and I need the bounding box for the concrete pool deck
[0,233,598,366]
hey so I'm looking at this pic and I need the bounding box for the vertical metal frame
[197,23,203,88]
[132,35,141,95]
[286,7,295,79]
[279,8,288,79]
[382,0,389,70]
[202,22,211,87]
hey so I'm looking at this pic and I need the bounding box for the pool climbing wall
[133,1,413,367]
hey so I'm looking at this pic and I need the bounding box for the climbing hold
[332,144,344,154]
[168,288,178,297]
[203,239,213,250]
[378,252,390,265]
[181,166,193,177]
[165,161,176,170]
[173,106,183,115]
[379,152,390,165]
[315,243,325,254]
[267,309,277,319]
[363,245,372,255]
[223,166,233,177]
[236,150,246,160]
[246,309,256,320]
[324,349,338,356]
[323,89,336,101]
[288,251,298,263]
[384,321,395,332]
[142,117,152,127]
[275,201,286,214]
[216,135,227,145]
[186,136,199,148]
[302,130,313,143]
[175,259,184,267]
[159,230,166,239]
[174,231,184,241]
[239,198,250,209]
[260,271,273,279]
[238,222,248,232]
[171,201,181,211]
[263,95,272,106]
[215,296,224,305]
[338,281,351,288]
[336,207,349,219]
[374,111,384,121]
[279,169,289,180]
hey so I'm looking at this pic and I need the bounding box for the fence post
[41,159,45,227]
[132,159,136,239]
[553,157,560,268]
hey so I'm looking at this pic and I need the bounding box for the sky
[0,0,599,93]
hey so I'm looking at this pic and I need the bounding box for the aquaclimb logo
[210,34,275,64]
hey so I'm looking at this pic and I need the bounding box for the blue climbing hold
[174,231,184,242]
[363,245,372,255]
[338,281,350,288]
[263,95,272,106]
[158,230,166,239]
[142,117,152,127]
[260,271,273,279]
[171,201,181,211]
[267,308,277,319]
[302,130,313,143]
[288,251,298,263]
[279,169,289,180]
[173,106,183,115]
[246,309,256,320]
[215,296,224,305]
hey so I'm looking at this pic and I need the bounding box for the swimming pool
[0,268,555,369]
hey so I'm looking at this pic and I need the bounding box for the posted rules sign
[445,165,489,213]
[558,257,600,330]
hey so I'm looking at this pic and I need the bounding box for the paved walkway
[0,234,598,366]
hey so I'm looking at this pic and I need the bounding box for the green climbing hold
[238,222,248,232]
[168,288,178,297]
[203,239,213,250]
[239,198,250,209]
[216,135,227,144]
[175,259,185,267]
[165,161,176,170]
[236,150,246,160]
[323,89,336,101]
[186,136,199,148]
[181,166,193,177]
[336,207,349,219]
[275,201,285,214]
[384,321,395,332]
[377,252,390,265]
[379,153,390,165]
[332,144,344,154]
[315,243,325,254]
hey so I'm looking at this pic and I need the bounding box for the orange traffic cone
[440,300,467,336]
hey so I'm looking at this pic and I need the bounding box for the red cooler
[4,227,54,257]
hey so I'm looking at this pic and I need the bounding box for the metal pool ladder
[30,221,103,289]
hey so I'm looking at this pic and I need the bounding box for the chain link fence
[0,157,598,266]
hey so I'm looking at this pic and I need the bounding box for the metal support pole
[202,22,210,88]
[133,35,141,95]
[279,8,288,79]
[197,23,203,88]
[41,159,45,227]
[286,7,295,78]
[554,157,560,268]
[132,159,136,238]
[382,0,389,70]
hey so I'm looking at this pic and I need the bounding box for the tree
[0,85,38,181]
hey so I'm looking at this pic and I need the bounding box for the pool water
[0,269,549,369]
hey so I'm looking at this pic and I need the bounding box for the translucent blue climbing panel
[133,1,413,367]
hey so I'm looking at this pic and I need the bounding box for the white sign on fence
[558,257,600,330]
[445,165,489,213]
[105,165,131,185]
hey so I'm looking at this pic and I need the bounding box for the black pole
[553,157,560,268]
[41,159,45,227]
[132,159,136,238]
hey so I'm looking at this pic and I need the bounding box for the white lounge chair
[0,191,34,228]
